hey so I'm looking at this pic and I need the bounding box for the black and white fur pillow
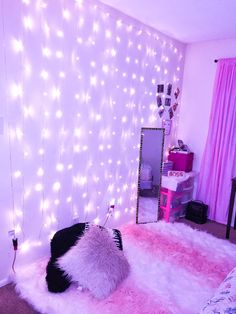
[45,223,123,293]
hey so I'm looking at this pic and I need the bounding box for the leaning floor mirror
[136,128,165,224]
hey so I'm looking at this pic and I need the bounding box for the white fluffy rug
[14,222,236,314]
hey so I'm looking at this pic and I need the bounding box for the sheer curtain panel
[197,58,236,224]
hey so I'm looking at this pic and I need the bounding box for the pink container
[168,152,194,172]
[160,188,183,222]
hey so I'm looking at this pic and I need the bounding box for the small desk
[226,177,236,239]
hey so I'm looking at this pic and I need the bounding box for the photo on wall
[165,97,171,106]
[167,83,172,96]
[156,96,162,107]
[158,107,165,118]
[174,87,180,99]
[169,107,174,119]
[173,103,178,111]
[157,84,164,93]
[162,119,172,135]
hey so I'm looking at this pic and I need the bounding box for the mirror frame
[136,127,165,224]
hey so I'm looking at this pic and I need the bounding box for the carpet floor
[0,219,235,314]
[0,283,40,314]
[13,222,236,314]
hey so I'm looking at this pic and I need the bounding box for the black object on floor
[185,200,208,224]
[226,177,236,239]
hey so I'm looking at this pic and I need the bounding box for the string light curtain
[0,0,185,254]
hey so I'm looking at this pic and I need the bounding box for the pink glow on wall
[0,0,185,281]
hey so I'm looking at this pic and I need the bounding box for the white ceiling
[100,0,236,43]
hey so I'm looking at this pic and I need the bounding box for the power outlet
[8,230,15,238]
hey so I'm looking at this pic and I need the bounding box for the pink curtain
[197,58,236,224]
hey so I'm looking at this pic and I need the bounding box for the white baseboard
[0,277,11,288]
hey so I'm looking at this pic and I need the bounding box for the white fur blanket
[14,222,236,314]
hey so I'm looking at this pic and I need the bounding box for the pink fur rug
[14,222,236,314]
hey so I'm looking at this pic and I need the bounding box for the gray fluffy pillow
[57,225,130,299]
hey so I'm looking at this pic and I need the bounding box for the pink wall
[178,38,236,172]
[0,0,185,283]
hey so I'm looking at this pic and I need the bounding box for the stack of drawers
[160,173,196,222]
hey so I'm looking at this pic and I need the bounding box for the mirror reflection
[136,128,164,224]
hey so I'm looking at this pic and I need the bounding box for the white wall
[0,0,185,284]
[178,38,236,173]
